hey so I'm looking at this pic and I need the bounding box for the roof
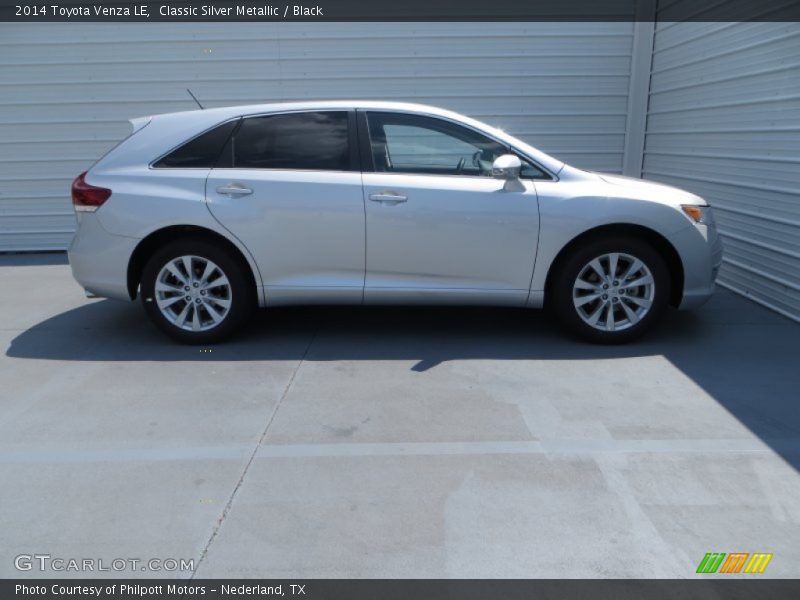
[120,101,565,174]
[150,100,469,122]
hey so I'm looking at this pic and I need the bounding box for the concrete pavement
[1,253,799,578]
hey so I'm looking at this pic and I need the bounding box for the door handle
[216,183,253,196]
[369,192,408,205]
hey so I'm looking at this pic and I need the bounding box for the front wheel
[551,237,670,343]
[140,239,254,344]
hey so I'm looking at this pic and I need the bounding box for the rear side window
[219,111,350,171]
[153,120,238,168]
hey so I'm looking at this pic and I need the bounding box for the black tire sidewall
[140,239,253,344]
[552,237,670,344]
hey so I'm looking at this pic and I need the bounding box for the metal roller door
[642,21,800,321]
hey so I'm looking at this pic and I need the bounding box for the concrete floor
[1,253,799,579]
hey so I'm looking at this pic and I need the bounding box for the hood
[593,172,706,207]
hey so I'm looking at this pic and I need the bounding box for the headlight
[681,204,714,226]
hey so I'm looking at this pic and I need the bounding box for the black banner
[2,0,800,22]
[4,580,800,600]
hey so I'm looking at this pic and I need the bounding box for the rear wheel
[140,239,253,343]
[551,237,670,343]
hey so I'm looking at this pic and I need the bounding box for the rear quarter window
[153,120,238,169]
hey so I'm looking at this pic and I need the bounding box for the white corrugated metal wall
[0,22,635,251]
[1,20,798,320]
[642,21,800,321]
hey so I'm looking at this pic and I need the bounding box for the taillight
[71,171,111,212]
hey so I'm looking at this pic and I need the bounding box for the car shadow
[5,297,693,364]
[6,292,800,470]
[0,252,69,267]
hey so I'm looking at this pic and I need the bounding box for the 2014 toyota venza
[68,101,722,344]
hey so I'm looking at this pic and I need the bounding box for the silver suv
[68,101,722,344]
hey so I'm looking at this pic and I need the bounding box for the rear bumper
[668,223,723,310]
[67,213,138,301]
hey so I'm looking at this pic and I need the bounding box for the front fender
[529,182,693,297]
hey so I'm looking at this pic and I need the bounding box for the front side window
[221,111,350,171]
[365,112,550,179]
[519,160,548,180]
[366,112,504,177]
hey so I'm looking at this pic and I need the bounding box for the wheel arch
[543,223,684,308]
[127,225,259,302]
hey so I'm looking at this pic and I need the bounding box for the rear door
[206,110,365,305]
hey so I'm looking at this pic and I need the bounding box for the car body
[68,101,722,343]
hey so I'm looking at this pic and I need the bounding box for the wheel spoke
[191,304,201,331]
[206,296,231,309]
[621,258,643,280]
[203,300,225,323]
[203,275,230,290]
[574,293,602,308]
[624,295,652,308]
[174,302,191,327]
[156,281,183,293]
[619,298,640,325]
[165,262,188,285]
[621,274,654,289]
[586,301,606,326]
[199,260,216,285]
[156,295,183,309]
[605,302,615,331]
[181,256,194,282]
[588,258,606,279]
[608,253,619,278]
[574,278,599,291]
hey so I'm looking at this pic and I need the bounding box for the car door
[206,110,365,305]
[360,110,541,305]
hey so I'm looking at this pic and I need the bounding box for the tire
[140,239,254,344]
[551,236,670,344]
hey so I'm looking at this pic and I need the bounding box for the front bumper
[668,223,723,310]
[67,213,139,301]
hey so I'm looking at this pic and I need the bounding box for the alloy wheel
[572,252,655,332]
[154,255,233,332]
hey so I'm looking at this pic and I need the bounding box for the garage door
[642,22,800,321]
[0,22,635,251]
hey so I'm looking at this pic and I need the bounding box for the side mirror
[492,154,522,180]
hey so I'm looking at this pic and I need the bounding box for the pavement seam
[188,328,318,581]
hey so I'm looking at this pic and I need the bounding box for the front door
[360,110,541,305]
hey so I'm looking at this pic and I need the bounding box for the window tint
[153,120,237,168]
[366,112,507,177]
[225,111,350,171]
